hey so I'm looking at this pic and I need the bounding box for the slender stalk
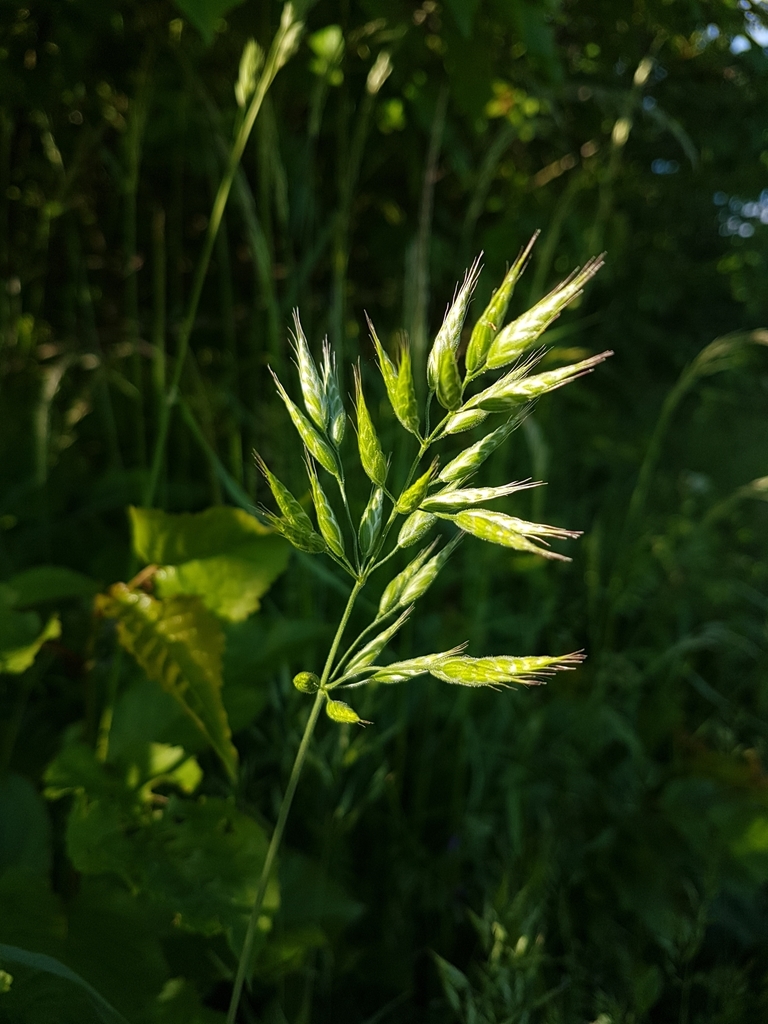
[226,578,363,1024]
[143,6,303,508]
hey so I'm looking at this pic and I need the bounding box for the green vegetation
[2,1,768,1022]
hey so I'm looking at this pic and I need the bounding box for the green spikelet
[305,457,345,558]
[270,369,339,476]
[465,233,538,376]
[427,257,482,390]
[291,310,327,430]
[354,367,388,487]
[359,487,384,558]
[486,256,604,370]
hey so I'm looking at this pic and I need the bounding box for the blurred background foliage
[2,0,768,1021]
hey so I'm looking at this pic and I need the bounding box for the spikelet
[442,409,489,436]
[305,457,345,558]
[397,509,437,548]
[426,257,482,390]
[395,461,437,515]
[370,646,467,684]
[359,486,384,558]
[465,232,539,375]
[353,366,388,487]
[430,651,585,687]
[346,607,412,674]
[293,671,320,693]
[321,339,346,447]
[255,453,313,533]
[377,540,438,616]
[398,533,462,605]
[270,369,339,476]
[486,256,604,370]
[443,508,580,560]
[422,480,541,512]
[438,415,524,485]
[326,698,370,725]
[290,311,327,430]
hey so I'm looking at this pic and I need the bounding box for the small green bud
[255,453,314,533]
[305,457,345,558]
[326,698,369,725]
[354,367,388,487]
[442,409,489,436]
[359,487,384,559]
[465,233,538,375]
[427,257,482,390]
[271,370,339,476]
[486,256,604,370]
[377,540,437,616]
[395,462,437,515]
[397,509,437,548]
[291,311,328,431]
[293,671,320,693]
[435,346,463,410]
[321,340,346,447]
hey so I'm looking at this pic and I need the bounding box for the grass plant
[226,244,610,1021]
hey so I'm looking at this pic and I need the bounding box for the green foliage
[97,586,238,780]
[3,0,768,1021]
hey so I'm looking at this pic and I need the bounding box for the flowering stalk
[227,239,610,1021]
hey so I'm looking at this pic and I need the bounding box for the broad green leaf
[172,0,245,45]
[0,586,60,675]
[98,586,238,781]
[0,943,131,1024]
[6,566,99,608]
[154,537,290,622]
[129,505,273,565]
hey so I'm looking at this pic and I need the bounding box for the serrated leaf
[129,506,271,565]
[154,536,290,622]
[98,586,238,781]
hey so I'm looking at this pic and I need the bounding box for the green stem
[143,8,303,508]
[226,578,363,1024]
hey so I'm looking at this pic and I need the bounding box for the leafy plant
[224,242,611,1021]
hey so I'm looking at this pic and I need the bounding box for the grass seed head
[291,310,328,431]
[427,257,482,390]
[486,256,604,370]
[397,509,437,548]
[465,232,539,375]
[354,366,389,487]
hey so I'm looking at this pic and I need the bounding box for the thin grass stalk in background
[143,3,305,508]
[406,84,448,390]
[123,51,153,468]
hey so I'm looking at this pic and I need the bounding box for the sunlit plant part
[229,238,610,1021]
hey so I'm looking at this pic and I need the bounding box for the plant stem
[143,7,303,508]
[226,578,363,1024]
